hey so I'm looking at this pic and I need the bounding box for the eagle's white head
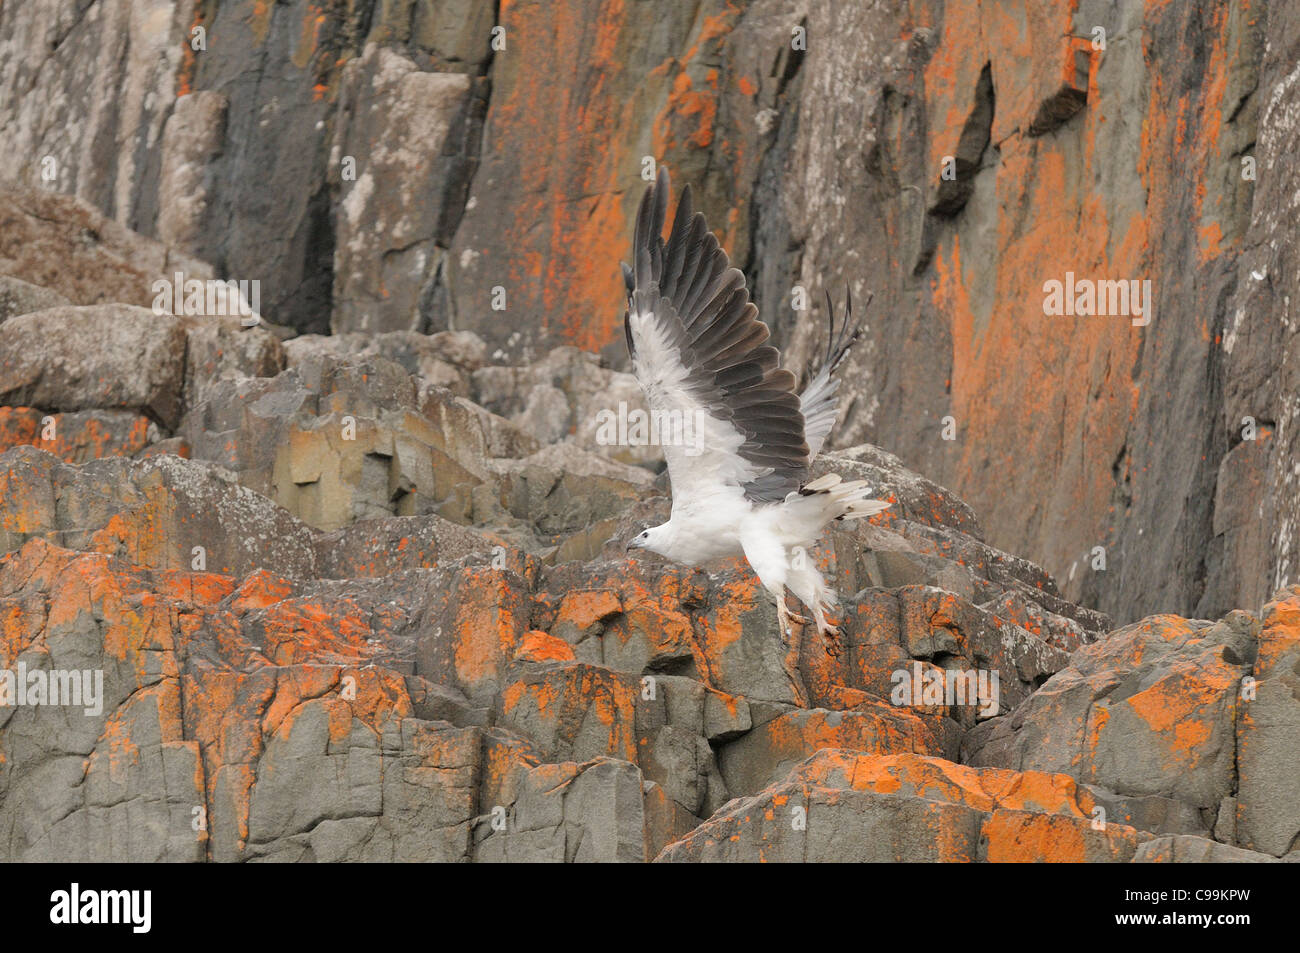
[626,523,674,558]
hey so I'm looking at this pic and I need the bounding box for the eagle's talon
[813,606,842,656]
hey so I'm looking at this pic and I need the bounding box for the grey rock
[0,275,69,323]
[474,757,646,863]
[0,186,213,308]
[0,305,188,428]
[1085,785,1211,838]
[1134,835,1283,864]
[0,445,319,578]
[967,612,1257,810]
[329,44,479,334]
[158,91,228,255]
[179,313,285,414]
[1235,589,1300,855]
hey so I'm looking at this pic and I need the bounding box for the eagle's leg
[812,603,842,658]
[774,595,807,638]
[775,596,792,638]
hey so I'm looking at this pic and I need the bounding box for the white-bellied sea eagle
[621,168,890,656]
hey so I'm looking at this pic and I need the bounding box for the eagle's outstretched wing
[800,289,866,462]
[621,169,810,504]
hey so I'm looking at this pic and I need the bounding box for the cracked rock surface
[1,202,1295,860]
[2,0,1298,862]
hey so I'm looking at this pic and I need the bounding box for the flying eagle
[621,169,890,655]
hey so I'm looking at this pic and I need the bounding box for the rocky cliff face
[1,190,1297,861]
[3,0,1296,627]
[1,1,1297,862]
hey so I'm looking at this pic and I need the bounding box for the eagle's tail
[799,472,891,523]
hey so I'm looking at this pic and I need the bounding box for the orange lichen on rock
[0,408,151,462]
[552,589,622,635]
[750,705,940,769]
[982,810,1145,863]
[810,751,1096,818]
[1255,587,1300,677]
[499,663,639,763]
[447,568,530,692]
[515,629,576,663]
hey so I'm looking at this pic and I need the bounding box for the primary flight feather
[620,168,890,655]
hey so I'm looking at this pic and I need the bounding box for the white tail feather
[802,473,841,493]
[840,499,891,520]
[829,480,891,521]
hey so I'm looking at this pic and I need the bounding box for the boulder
[0,306,187,428]
[0,275,68,323]
[655,751,1151,863]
